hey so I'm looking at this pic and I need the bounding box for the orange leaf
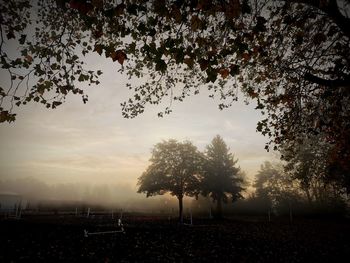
[111,50,127,65]
[25,55,33,62]
[94,44,103,55]
[219,68,230,79]
[248,89,259,98]
[242,53,250,62]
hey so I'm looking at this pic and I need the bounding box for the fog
[0,176,179,211]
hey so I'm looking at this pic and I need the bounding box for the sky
[0,50,276,203]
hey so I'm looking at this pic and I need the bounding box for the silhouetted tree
[137,139,202,223]
[201,135,245,218]
[253,162,276,211]
[253,161,302,215]
[283,137,346,203]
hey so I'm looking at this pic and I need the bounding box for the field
[1,213,349,262]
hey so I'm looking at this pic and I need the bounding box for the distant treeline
[138,135,349,220]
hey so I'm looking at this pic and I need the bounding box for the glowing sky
[0,53,275,197]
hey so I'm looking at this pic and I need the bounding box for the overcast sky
[0,52,276,200]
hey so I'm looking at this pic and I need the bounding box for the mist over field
[0,176,180,210]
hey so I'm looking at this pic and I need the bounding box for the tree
[137,139,202,223]
[253,161,302,215]
[201,135,245,218]
[253,162,276,211]
[1,0,349,190]
[282,136,346,203]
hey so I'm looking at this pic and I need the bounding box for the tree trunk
[178,195,183,223]
[216,195,222,219]
[304,187,312,205]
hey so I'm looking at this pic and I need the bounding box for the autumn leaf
[91,0,103,9]
[25,55,33,62]
[94,44,103,55]
[69,0,80,10]
[115,3,126,16]
[219,68,230,79]
[207,49,217,58]
[225,0,241,19]
[248,88,259,98]
[280,94,293,104]
[171,5,182,23]
[69,0,93,14]
[319,0,329,8]
[199,59,209,71]
[196,1,204,10]
[242,53,250,62]
[191,15,202,31]
[111,50,127,65]
[80,4,93,15]
[93,30,103,39]
[153,0,167,16]
[184,57,194,68]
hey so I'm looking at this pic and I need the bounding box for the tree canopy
[201,135,245,217]
[1,0,349,190]
[254,161,301,212]
[282,136,346,202]
[252,159,347,216]
[137,139,203,222]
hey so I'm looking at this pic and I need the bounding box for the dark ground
[0,214,349,262]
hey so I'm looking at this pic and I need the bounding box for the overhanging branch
[304,73,350,87]
[283,0,350,38]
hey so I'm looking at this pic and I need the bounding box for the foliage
[137,139,203,222]
[0,0,102,122]
[253,161,302,212]
[201,135,245,217]
[253,159,347,215]
[282,136,346,201]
